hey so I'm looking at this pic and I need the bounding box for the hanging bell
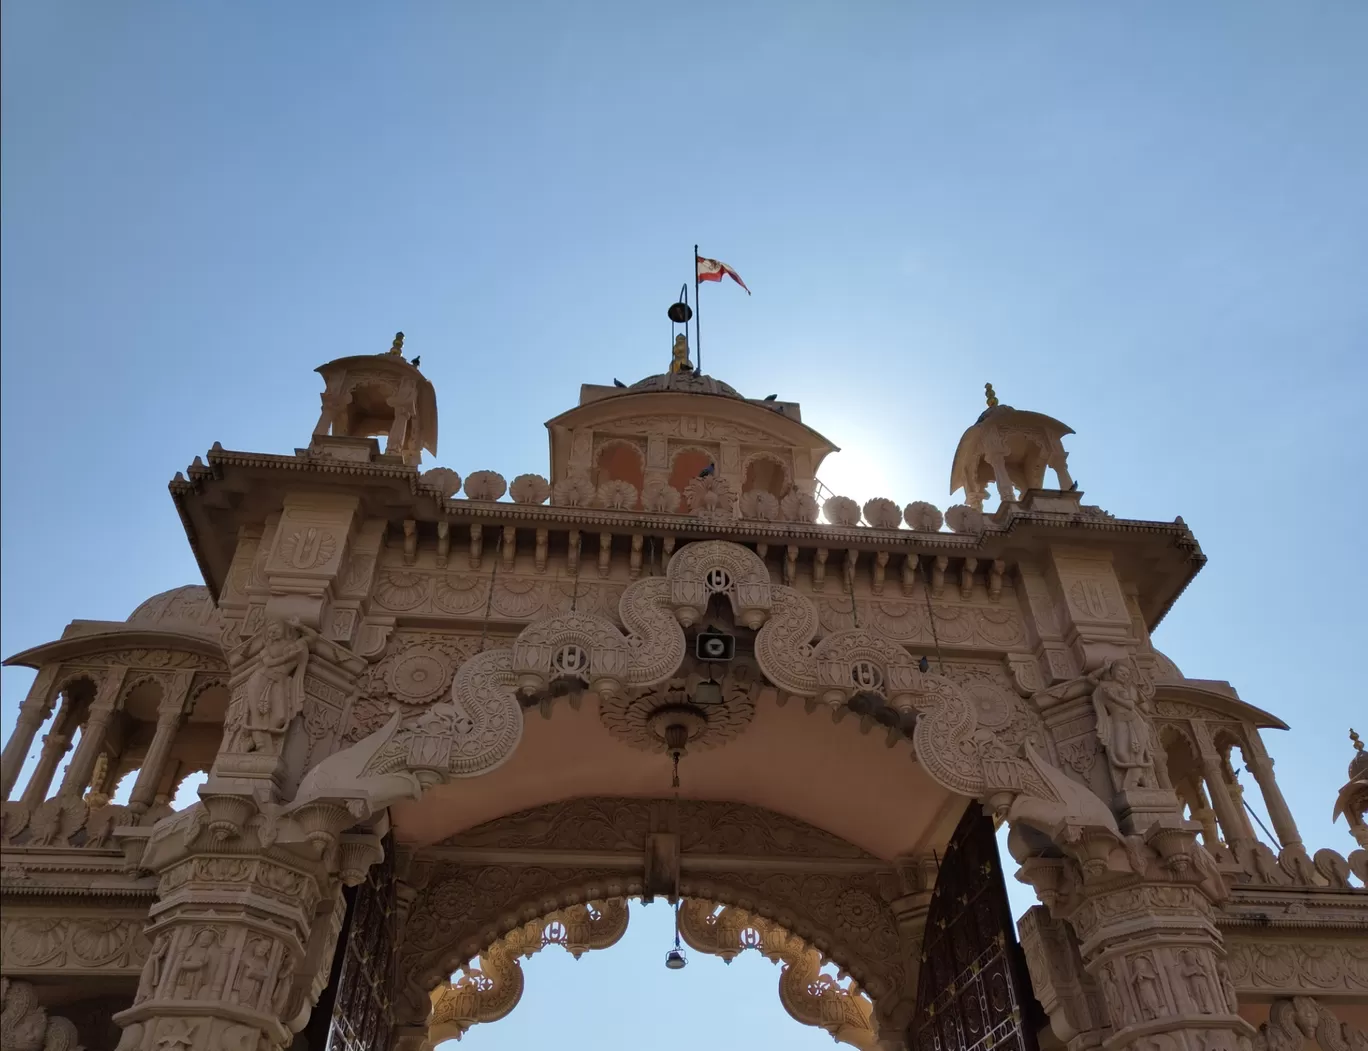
[665,948,688,970]
[668,300,693,324]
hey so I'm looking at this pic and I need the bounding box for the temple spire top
[985,382,999,408]
[387,331,405,356]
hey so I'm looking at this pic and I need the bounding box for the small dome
[627,371,744,399]
[127,585,222,637]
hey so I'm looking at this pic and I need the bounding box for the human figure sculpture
[1089,660,1158,792]
[1037,658,1158,794]
[135,932,170,1002]
[233,938,272,1008]
[175,930,220,1000]
[238,619,310,753]
[1133,954,1165,1020]
[1178,949,1214,1013]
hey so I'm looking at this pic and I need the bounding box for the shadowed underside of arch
[394,795,937,1044]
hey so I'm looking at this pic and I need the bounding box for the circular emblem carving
[599,662,759,753]
[705,567,733,593]
[835,890,881,935]
[967,683,1014,729]
[389,650,451,704]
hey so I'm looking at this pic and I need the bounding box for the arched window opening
[1159,727,1220,849]
[594,440,645,502]
[742,454,789,499]
[668,448,715,511]
[109,766,140,807]
[171,769,208,810]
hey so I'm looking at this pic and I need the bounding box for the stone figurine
[175,929,221,1000]
[238,619,310,753]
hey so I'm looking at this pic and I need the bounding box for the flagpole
[693,243,701,374]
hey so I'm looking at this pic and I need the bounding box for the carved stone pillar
[19,699,73,808]
[1,666,59,801]
[128,672,194,816]
[1199,754,1250,850]
[57,666,128,798]
[1018,906,1108,1051]
[1242,737,1302,849]
[1018,823,1252,1051]
[113,802,383,1050]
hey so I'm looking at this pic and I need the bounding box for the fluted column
[1244,754,1301,848]
[19,698,74,808]
[1200,755,1252,849]
[127,673,193,816]
[56,666,127,799]
[1241,732,1303,850]
[1,666,58,800]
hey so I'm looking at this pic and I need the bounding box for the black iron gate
[317,839,398,1051]
[909,805,1042,1051]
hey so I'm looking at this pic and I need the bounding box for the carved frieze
[1225,940,1368,997]
[814,595,1026,649]
[1,913,152,974]
[435,796,879,861]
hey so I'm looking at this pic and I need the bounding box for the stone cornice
[3,629,227,671]
[174,443,1206,624]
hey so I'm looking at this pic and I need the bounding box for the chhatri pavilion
[1,330,1365,1051]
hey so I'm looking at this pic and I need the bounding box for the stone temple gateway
[1,334,1364,1051]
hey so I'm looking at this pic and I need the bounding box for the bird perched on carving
[763,394,778,401]
[613,378,627,388]
[1068,480,1079,492]
[411,355,421,368]
[698,463,716,478]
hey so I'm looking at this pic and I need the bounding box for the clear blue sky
[3,4,1365,1047]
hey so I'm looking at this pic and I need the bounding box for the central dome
[626,371,744,399]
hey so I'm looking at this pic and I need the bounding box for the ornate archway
[422,895,878,1049]
[386,795,930,1048]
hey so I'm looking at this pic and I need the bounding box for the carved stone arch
[666,538,772,629]
[54,669,100,702]
[592,436,646,493]
[811,629,923,710]
[741,449,791,498]
[118,672,167,709]
[401,875,906,1049]
[511,612,630,698]
[425,899,630,1046]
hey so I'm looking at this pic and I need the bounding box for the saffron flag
[696,256,751,295]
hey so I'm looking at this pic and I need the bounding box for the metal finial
[1352,729,1364,753]
[985,383,999,408]
[389,332,405,355]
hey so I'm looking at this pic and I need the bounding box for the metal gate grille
[324,840,397,1051]
[909,806,1040,1051]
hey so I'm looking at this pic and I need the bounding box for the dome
[126,585,223,638]
[626,371,744,399]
